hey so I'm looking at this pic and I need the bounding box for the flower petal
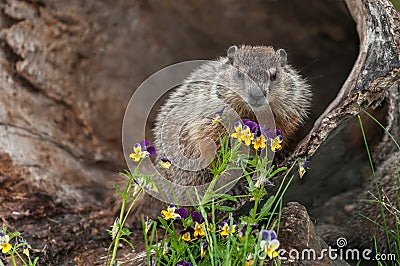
[140,140,151,148]
[129,153,141,162]
[191,211,202,223]
[268,239,280,250]
[2,243,12,253]
[176,208,189,219]
[147,146,156,156]
[242,119,259,134]
[133,143,142,153]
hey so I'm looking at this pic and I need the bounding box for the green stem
[14,251,28,266]
[251,187,262,222]
[358,115,392,254]
[11,254,17,266]
[109,183,130,265]
[109,160,143,265]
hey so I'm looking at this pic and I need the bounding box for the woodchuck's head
[225,45,288,109]
[221,45,311,141]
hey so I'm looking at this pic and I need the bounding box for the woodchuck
[127,45,312,222]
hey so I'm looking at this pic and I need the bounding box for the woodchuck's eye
[270,72,277,81]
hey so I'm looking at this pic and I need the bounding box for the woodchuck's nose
[249,85,267,107]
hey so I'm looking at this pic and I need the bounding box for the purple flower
[139,139,156,156]
[176,208,189,219]
[239,224,248,239]
[150,255,156,266]
[200,242,209,258]
[215,107,225,116]
[159,157,172,169]
[239,223,259,239]
[161,157,170,163]
[147,146,156,156]
[140,139,151,148]
[191,211,202,224]
[259,124,269,137]
[220,219,237,237]
[255,178,275,188]
[181,226,194,241]
[252,223,259,229]
[261,128,272,139]
[221,218,237,225]
[242,119,260,135]
[302,156,310,168]
[177,261,193,266]
[261,229,277,242]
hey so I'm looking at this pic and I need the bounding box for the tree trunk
[0,0,398,264]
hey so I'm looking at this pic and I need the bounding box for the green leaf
[259,196,275,216]
[270,166,287,178]
[120,227,132,236]
[32,257,40,266]
[8,231,20,239]
[215,205,236,212]
[120,237,135,250]
[113,183,123,196]
[215,194,238,202]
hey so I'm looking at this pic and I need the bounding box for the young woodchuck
[130,45,312,222]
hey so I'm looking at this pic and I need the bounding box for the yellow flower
[200,242,208,258]
[207,224,215,232]
[255,179,261,189]
[260,230,280,259]
[266,239,280,258]
[162,243,169,254]
[129,143,149,162]
[194,222,205,238]
[220,222,236,237]
[270,136,283,152]
[298,157,310,179]
[246,253,254,265]
[231,122,243,141]
[23,245,30,257]
[255,176,273,188]
[144,217,152,234]
[161,205,181,220]
[298,165,306,178]
[159,157,171,169]
[246,259,254,266]
[253,134,266,150]
[0,234,12,254]
[212,113,221,125]
[182,232,191,242]
[241,126,254,146]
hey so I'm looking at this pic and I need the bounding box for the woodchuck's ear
[227,45,238,64]
[276,49,287,67]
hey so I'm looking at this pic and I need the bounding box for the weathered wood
[285,0,400,165]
